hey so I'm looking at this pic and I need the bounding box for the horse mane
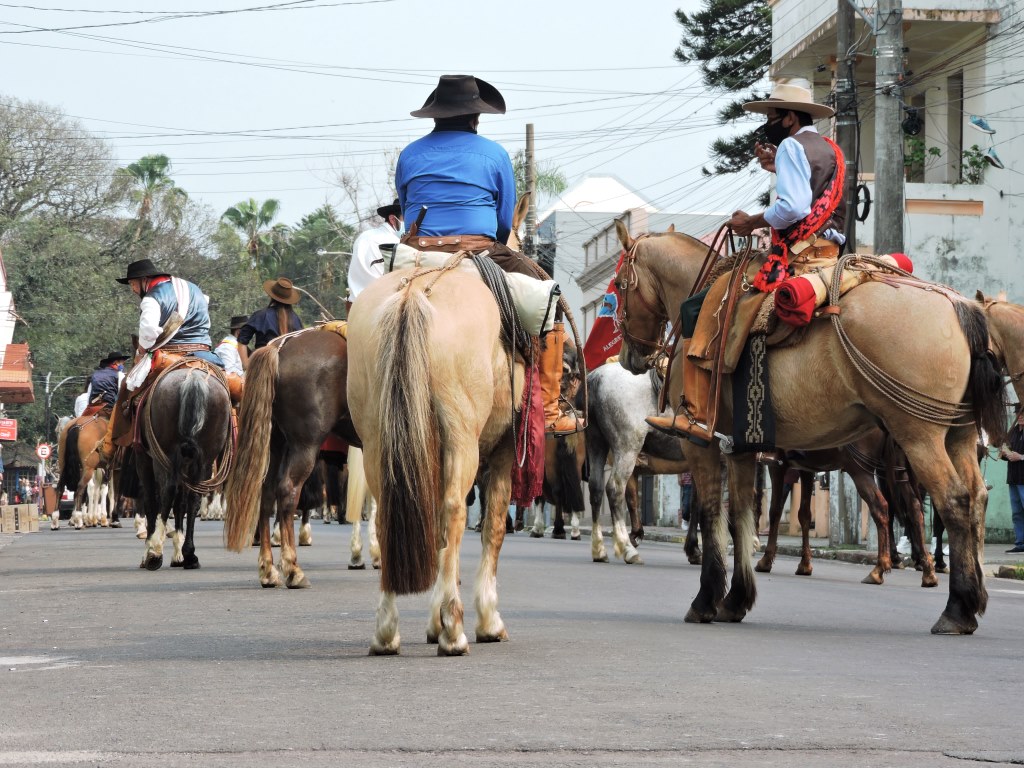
[954,300,1008,444]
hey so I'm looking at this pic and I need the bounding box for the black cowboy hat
[116,258,168,284]
[376,198,401,219]
[410,74,506,119]
[263,276,301,305]
[229,314,249,330]
[99,351,129,367]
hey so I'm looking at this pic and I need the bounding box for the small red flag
[582,252,626,369]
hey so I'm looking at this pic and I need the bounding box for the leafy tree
[0,95,121,237]
[221,198,287,276]
[674,1,771,176]
[279,205,356,320]
[114,154,188,253]
[511,149,568,199]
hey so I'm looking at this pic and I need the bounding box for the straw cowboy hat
[115,258,169,284]
[376,198,401,219]
[410,74,506,119]
[229,315,249,330]
[99,351,130,367]
[743,78,835,119]
[263,277,301,305]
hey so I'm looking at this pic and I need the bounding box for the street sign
[0,418,17,441]
[36,443,51,460]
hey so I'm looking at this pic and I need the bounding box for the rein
[615,234,670,367]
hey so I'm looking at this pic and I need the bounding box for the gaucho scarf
[752,137,846,293]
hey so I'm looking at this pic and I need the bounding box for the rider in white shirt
[347,199,403,304]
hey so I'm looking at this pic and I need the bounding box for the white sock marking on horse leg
[172,530,184,564]
[531,502,545,535]
[348,520,363,567]
[570,511,581,539]
[613,519,642,563]
[370,591,400,655]
[591,523,607,561]
[368,499,380,567]
[299,521,312,546]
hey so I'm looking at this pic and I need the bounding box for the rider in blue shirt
[394,74,582,436]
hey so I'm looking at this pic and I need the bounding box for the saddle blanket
[391,243,559,336]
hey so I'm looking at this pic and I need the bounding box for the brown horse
[224,327,358,587]
[613,223,1005,634]
[55,411,110,530]
[135,362,233,570]
[347,263,523,656]
[755,430,938,587]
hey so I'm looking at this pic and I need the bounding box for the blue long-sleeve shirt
[763,127,845,244]
[396,128,516,243]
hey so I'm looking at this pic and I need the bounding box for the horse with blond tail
[347,261,522,656]
[224,326,358,587]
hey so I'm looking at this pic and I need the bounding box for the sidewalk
[575,524,1024,578]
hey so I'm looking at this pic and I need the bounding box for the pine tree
[674,0,771,176]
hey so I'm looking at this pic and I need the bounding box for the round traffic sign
[36,443,51,460]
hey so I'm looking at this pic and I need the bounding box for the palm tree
[221,198,286,273]
[118,154,188,246]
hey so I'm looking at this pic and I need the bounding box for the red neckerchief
[753,137,846,293]
[144,275,171,295]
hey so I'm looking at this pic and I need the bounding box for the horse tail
[224,345,278,552]
[173,370,208,486]
[58,424,83,495]
[956,300,1007,444]
[555,432,586,513]
[375,289,440,595]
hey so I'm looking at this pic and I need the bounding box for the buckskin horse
[135,359,233,570]
[347,257,526,656]
[56,409,111,530]
[224,324,359,587]
[613,223,1005,634]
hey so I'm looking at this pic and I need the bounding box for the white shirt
[214,336,244,376]
[348,221,400,300]
[73,391,89,418]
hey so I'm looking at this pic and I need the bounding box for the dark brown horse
[225,326,358,587]
[613,223,1005,634]
[135,362,233,570]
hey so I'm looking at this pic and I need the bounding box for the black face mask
[763,118,790,147]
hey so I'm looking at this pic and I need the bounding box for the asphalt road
[2,521,1023,767]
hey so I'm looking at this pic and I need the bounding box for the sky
[0,0,769,230]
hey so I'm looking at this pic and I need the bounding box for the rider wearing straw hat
[395,74,583,436]
[237,277,303,369]
[646,78,847,443]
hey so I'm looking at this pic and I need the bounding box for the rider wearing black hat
[87,352,129,410]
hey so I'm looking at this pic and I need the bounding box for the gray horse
[586,362,699,564]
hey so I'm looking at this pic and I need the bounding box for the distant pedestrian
[1000,405,1024,554]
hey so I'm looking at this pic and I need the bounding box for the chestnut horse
[136,362,233,570]
[347,262,523,656]
[55,411,110,530]
[613,223,1005,634]
[224,326,359,587]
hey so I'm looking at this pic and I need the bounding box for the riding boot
[645,339,716,446]
[540,322,585,436]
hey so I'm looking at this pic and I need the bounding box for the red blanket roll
[774,276,819,327]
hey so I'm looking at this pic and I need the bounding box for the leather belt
[160,343,211,354]
[406,234,496,252]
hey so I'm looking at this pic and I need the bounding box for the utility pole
[523,123,537,261]
[835,0,859,249]
[873,0,905,254]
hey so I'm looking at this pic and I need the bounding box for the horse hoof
[299,540,311,547]
[684,606,714,624]
[795,565,813,576]
[368,642,400,656]
[110,521,121,528]
[714,605,747,623]
[530,531,544,538]
[348,563,367,570]
[183,559,200,570]
[260,580,279,589]
[754,559,772,573]
[593,555,609,563]
[143,555,163,571]
[286,576,311,589]
[624,554,644,565]
[170,560,183,568]
[570,534,581,541]
[687,555,702,565]
[921,576,939,588]
[552,532,566,540]
[475,628,509,643]
[372,561,381,570]
[931,614,976,635]
[861,572,883,585]
[437,642,470,657]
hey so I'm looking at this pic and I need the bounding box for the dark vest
[146,278,212,347]
[89,367,119,406]
[790,131,846,236]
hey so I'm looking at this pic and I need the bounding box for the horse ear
[666,223,675,233]
[512,193,529,232]
[615,219,633,250]
[975,289,986,302]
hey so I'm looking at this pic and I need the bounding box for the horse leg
[755,464,786,573]
[684,514,702,564]
[367,498,380,569]
[854,475,891,585]
[279,455,313,589]
[793,472,815,575]
[97,473,109,527]
[349,518,365,569]
[530,498,545,538]
[625,470,645,553]
[369,591,401,656]
[270,520,282,547]
[715,454,758,623]
[347,446,369,569]
[902,483,938,587]
[256,480,281,588]
[139,464,164,571]
[299,507,313,547]
[949,428,989,597]
[902,432,983,634]
[570,511,581,541]
[179,492,201,570]
[169,495,187,566]
[474,442,513,647]
[933,507,948,573]
[608,461,642,564]
[552,506,566,539]
[685,443,727,624]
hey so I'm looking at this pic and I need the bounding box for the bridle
[614,234,670,367]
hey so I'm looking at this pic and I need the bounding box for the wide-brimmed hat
[115,258,169,284]
[376,198,401,219]
[263,277,300,305]
[229,315,249,330]
[410,74,506,119]
[99,351,129,367]
[743,78,835,119]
